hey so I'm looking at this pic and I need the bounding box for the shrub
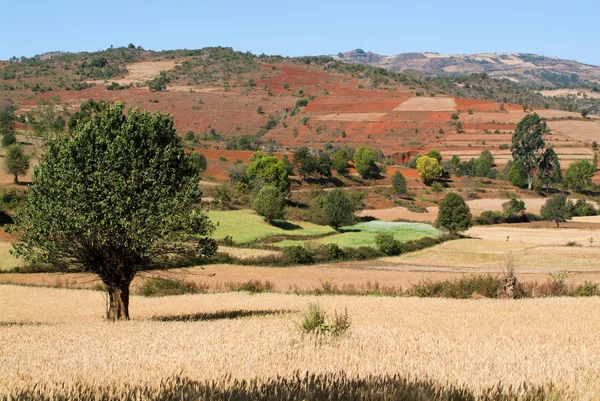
[416,156,442,185]
[284,245,315,264]
[137,278,201,297]
[411,275,504,299]
[571,199,598,216]
[298,302,351,337]
[1,130,16,147]
[391,171,407,196]
[375,232,401,256]
[326,243,345,260]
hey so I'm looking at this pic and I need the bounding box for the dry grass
[1,285,599,399]
[468,226,600,247]
[384,238,600,272]
[548,119,600,142]
[394,97,456,111]
[0,241,22,271]
[314,112,386,121]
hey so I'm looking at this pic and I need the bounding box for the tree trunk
[555,220,560,228]
[106,281,131,321]
[13,174,18,184]
[527,174,533,191]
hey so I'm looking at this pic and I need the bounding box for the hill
[332,49,600,91]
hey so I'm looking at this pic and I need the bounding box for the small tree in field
[391,171,407,196]
[253,185,285,224]
[319,188,354,230]
[436,192,472,235]
[416,156,442,185]
[541,193,572,227]
[4,143,30,183]
[7,103,217,320]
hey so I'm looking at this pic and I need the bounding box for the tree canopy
[252,185,285,224]
[247,151,290,192]
[4,143,30,183]
[540,193,572,227]
[511,113,551,190]
[435,192,472,234]
[391,171,407,196]
[564,159,594,192]
[354,146,380,179]
[7,103,216,320]
[416,156,442,185]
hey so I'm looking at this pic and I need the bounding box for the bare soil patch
[87,60,179,85]
[314,113,387,122]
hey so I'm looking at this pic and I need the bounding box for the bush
[252,185,286,224]
[391,171,407,196]
[137,278,201,297]
[284,245,315,264]
[375,232,401,256]
[298,302,351,337]
[411,275,504,299]
[1,130,16,147]
[326,243,345,260]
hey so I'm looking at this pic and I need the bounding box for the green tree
[416,156,442,185]
[473,149,494,177]
[537,148,562,191]
[246,151,290,192]
[391,171,407,196]
[256,105,263,114]
[316,152,332,178]
[7,103,216,320]
[319,188,355,230]
[455,121,463,133]
[333,149,349,175]
[1,130,16,148]
[425,150,442,163]
[354,146,380,178]
[4,143,30,183]
[511,113,549,190]
[564,159,595,192]
[148,70,169,91]
[436,192,472,234]
[252,185,285,224]
[0,104,16,146]
[187,152,207,173]
[506,160,528,187]
[293,146,318,179]
[541,193,572,227]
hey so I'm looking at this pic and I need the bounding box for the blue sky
[2,0,599,65]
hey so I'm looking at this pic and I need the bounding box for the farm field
[270,221,440,248]
[208,209,334,244]
[1,285,599,399]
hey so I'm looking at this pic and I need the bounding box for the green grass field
[271,221,441,248]
[208,210,335,244]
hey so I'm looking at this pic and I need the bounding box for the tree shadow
[151,309,294,322]
[0,211,13,226]
[271,220,303,231]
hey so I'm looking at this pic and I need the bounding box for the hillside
[333,50,600,90]
[1,46,600,183]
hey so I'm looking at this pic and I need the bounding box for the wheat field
[1,285,599,399]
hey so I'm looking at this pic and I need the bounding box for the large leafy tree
[511,113,552,190]
[354,146,380,179]
[8,103,216,320]
[537,148,562,191]
[564,159,595,192]
[247,151,290,192]
[436,192,472,235]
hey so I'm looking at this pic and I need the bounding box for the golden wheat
[1,285,599,399]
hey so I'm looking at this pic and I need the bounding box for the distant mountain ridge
[332,50,600,90]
